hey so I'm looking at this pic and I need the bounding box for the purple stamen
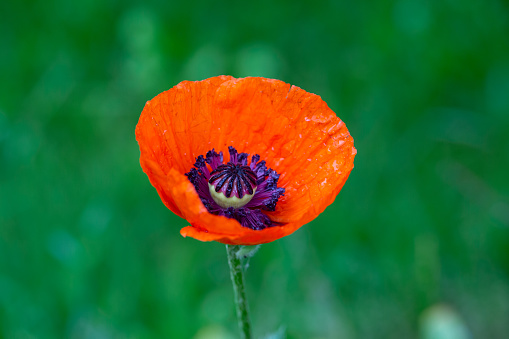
[185,146,285,230]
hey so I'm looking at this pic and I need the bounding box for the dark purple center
[185,146,285,230]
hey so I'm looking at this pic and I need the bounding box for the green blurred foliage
[1,0,509,338]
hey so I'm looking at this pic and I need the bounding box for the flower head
[135,76,356,245]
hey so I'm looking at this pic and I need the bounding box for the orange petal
[136,76,356,245]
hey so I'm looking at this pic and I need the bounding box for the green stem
[226,245,252,339]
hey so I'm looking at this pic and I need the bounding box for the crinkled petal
[136,76,356,245]
[180,220,301,246]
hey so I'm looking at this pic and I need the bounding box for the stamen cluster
[186,147,285,230]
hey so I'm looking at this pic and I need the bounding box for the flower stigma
[185,146,285,230]
[208,163,257,208]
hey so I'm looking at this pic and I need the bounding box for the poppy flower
[135,76,356,245]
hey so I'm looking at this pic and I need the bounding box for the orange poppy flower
[135,76,356,245]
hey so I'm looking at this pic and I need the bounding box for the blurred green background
[1,0,509,338]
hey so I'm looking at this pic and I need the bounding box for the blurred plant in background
[1,0,508,338]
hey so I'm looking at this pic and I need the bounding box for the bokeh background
[1,0,509,338]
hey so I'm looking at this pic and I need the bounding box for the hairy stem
[226,244,252,339]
